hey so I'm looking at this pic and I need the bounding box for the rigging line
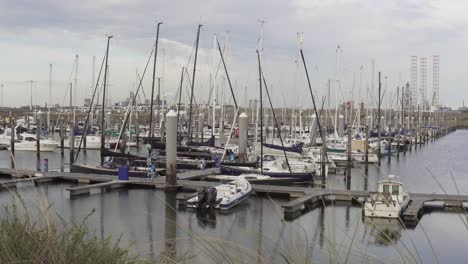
[300,48,328,163]
[207,35,228,103]
[261,69,292,173]
[183,67,197,106]
[114,42,156,144]
[56,59,78,126]
[216,37,238,110]
[74,52,107,162]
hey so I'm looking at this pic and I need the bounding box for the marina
[1,2,468,262]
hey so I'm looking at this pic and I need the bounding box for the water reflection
[195,209,217,228]
[364,218,402,246]
[159,191,177,262]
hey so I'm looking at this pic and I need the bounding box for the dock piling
[346,123,351,189]
[9,114,15,169]
[239,113,248,160]
[165,111,177,190]
[365,124,369,174]
[36,111,41,171]
[70,121,75,165]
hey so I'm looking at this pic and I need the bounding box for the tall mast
[212,34,217,137]
[297,33,303,139]
[187,24,202,144]
[29,80,33,111]
[149,21,163,140]
[74,55,79,108]
[100,35,112,165]
[0,82,3,107]
[176,67,184,133]
[334,45,342,137]
[49,64,52,110]
[257,50,263,175]
[254,20,264,150]
[48,64,52,131]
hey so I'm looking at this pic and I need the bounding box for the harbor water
[0,130,467,263]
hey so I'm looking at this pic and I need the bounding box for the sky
[0,0,467,109]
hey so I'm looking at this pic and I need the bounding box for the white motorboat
[186,177,252,210]
[363,175,410,219]
[8,133,58,152]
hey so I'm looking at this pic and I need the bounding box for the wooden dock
[0,167,467,227]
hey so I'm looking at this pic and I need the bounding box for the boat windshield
[392,185,400,195]
[383,184,390,193]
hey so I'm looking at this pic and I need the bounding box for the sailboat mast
[212,34,217,137]
[188,24,202,144]
[100,35,112,165]
[176,67,184,133]
[334,45,341,137]
[257,50,263,175]
[149,22,163,141]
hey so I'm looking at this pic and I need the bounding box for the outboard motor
[197,187,207,208]
[206,187,218,207]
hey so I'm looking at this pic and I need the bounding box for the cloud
[0,0,466,108]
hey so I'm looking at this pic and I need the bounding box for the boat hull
[363,200,409,218]
[70,164,161,177]
[219,165,313,182]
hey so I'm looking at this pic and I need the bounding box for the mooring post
[36,111,41,171]
[397,122,401,158]
[321,138,326,187]
[69,121,75,165]
[135,113,140,147]
[338,115,344,137]
[239,112,248,161]
[310,114,317,146]
[365,124,369,174]
[387,123,392,162]
[10,114,15,169]
[165,110,177,190]
[346,123,352,188]
[60,123,64,155]
[83,122,87,154]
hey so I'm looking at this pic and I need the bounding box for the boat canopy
[377,176,404,195]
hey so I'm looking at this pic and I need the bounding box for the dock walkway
[0,167,467,226]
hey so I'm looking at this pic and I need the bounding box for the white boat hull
[9,142,57,152]
[186,179,252,210]
[364,199,409,218]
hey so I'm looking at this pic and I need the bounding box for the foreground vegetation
[0,206,142,264]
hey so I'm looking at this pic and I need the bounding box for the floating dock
[0,167,467,227]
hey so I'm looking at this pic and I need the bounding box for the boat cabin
[376,175,407,200]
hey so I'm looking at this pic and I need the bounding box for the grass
[0,205,143,264]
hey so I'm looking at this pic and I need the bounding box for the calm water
[0,130,467,263]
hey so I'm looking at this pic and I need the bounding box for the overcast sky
[0,0,466,109]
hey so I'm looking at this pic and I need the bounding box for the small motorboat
[363,175,410,218]
[186,177,252,210]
